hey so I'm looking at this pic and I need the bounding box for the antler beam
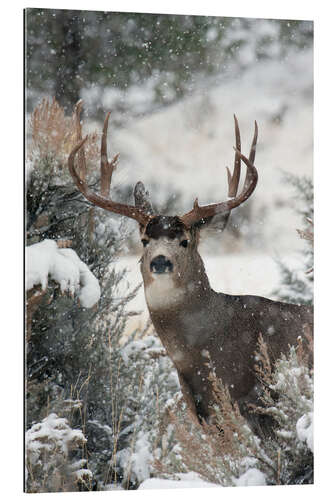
[68,104,151,227]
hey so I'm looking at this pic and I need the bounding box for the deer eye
[180,239,188,248]
[141,239,149,247]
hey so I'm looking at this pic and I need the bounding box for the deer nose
[150,255,173,274]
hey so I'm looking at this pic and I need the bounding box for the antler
[68,105,152,227]
[180,115,258,228]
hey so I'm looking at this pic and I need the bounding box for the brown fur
[140,219,313,425]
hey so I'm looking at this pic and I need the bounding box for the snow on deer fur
[26,239,100,308]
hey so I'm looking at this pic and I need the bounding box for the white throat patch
[145,274,185,311]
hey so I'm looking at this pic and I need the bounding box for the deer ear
[134,182,155,232]
[134,182,154,216]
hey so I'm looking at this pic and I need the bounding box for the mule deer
[68,106,313,428]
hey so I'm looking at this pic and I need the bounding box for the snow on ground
[139,469,266,489]
[233,468,267,487]
[139,472,219,490]
[26,239,101,308]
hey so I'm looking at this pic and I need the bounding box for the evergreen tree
[272,173,313,306]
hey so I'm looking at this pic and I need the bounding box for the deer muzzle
[150,255,173,274]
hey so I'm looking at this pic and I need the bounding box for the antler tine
[74,100,87,182]
[180,117,258,228]
[68,106,152,227]
[244,120,258,191]
[226,114,242,198]
[249,120,258,164]
[68,135,92,194]
[100,111,119,197]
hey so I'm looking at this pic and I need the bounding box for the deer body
[139,215,313,423]
[68,106,313,427]
[148,283,312,421]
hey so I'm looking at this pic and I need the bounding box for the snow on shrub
[296,412,313,453]
[152,336,313,487]
[25,413,92,492]
[26,239,100,308]
[107,334,180,489]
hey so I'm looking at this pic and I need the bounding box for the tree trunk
[54,11,82,113]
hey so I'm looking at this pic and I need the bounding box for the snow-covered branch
[26,239,100,308]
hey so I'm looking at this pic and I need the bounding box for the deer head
[68,105,258,311]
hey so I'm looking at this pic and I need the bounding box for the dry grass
[29,97,99,178]
[152,332,314,487]
[152,377,271,486]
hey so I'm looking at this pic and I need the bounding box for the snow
[26,413,87,463]
[120,338,151,365]
[73,468,93,481]
[271,364,306,393]
[139,472,219,490]
[26,239,100,308]
[129,431,152,483]
[25,413,92,487]
[296,412,313,452]
[233,468,267,487]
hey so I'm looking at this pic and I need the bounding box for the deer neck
[143,253,222,369]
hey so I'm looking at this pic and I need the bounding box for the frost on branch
[26,239,100,308]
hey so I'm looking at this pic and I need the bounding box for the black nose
[150,255,173,274]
